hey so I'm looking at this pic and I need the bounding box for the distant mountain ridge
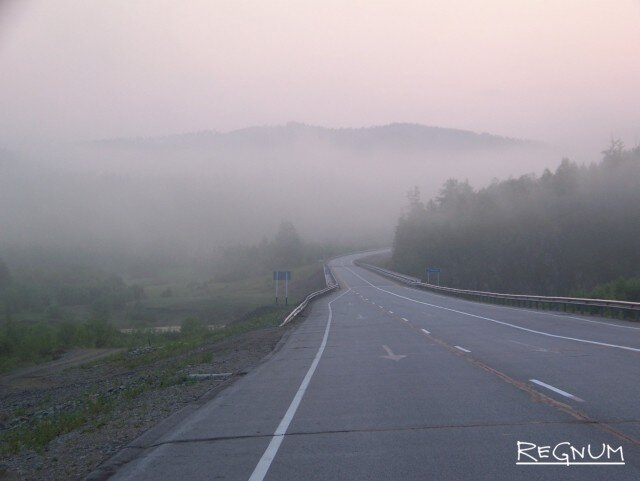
[89,122,539,152]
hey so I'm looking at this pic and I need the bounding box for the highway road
[108,252,640,480]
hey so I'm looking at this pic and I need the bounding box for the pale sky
[1,0,639,151]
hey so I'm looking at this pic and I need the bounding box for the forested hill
[392,142,640,297]
[3,122,548,253]
[89,122,534,153]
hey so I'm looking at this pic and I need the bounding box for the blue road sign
[427,267,441,273]
[273,271,292,281]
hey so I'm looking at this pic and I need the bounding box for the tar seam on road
[142,418,615,449]
[247,287,352,481]
[345,267,640,353]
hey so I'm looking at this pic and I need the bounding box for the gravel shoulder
[0,324,293,481]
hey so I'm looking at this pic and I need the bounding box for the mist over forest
[1,3,639,477]
[0,122,550,275]
[392,141,640,299]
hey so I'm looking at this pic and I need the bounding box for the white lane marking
[248,288,352,481]
[560,314,640,330]
[383,265,640,332]
[509,340,548,352]
[345,267,640,353]
[381,345,407,361]
[421,328,430,334]
[401,317,409,322]
[454,345,471,353]
[488,303,640,331]
[530,379,584,402]
[388,311,394,314]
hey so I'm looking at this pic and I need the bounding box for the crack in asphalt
[139,418,640,449]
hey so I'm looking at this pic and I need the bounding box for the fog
[0,124,559,260]
[1,1,638,148]
[0,1,638,275]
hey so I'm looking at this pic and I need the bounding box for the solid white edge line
[344,267,640,353]
[248,288,352,481]
[454,345,471,353]
[421,328,430,334]
[489,303,640,331]
[529,379,584,402]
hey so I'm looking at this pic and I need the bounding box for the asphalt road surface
[109,252,640,480]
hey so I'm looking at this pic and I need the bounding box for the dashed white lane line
[421,328,430,334]
[530,379,584,402]
[454,345,471,353]
[345,267,640,353]
[388,311,394,314]
[401,317,409,322]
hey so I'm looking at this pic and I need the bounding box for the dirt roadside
[0,324,293,481]
[0,349,125,394]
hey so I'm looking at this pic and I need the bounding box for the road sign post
[273,271,292,305]
[426,267,441,286]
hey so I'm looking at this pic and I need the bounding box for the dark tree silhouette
[392,143,640,296]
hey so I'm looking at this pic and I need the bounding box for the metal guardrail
[355,261,640,320]
[323,263,338,287]
[356,262,420,285]
[279,264,339,327]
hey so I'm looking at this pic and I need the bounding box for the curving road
[107,252,640,480]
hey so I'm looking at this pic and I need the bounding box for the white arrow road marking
[381,345,407,361]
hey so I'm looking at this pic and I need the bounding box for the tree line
[0,262,144,322]
[211,221,354,282]
[392,142,640,299]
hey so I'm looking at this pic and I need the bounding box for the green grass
[0,263,325,374]
[115,306,289,369]
[575,277,640,303]
[0,263,326,455]
[0,394,113,456]
[119,263,322,327]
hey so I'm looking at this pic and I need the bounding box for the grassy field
[118,262,324,328]
[0,263,326,374]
